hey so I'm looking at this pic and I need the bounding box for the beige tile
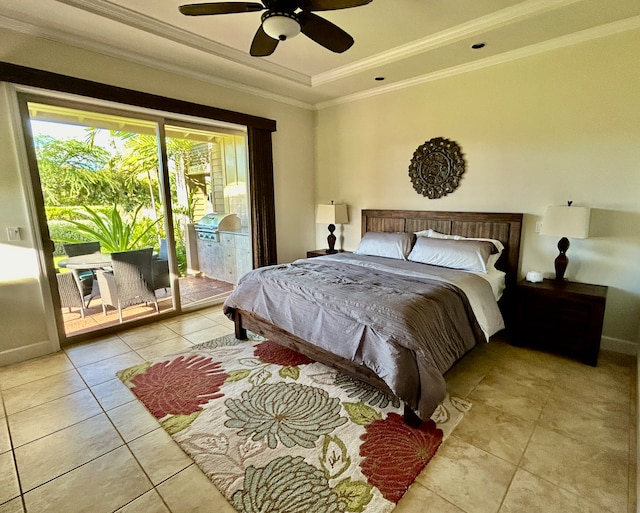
[2,370,86,415]
[492,351,560,386]
[90,378,137,410]
[183,324,234,345]
[115,490,170,513]
[416,436,516,513]
[107,399,160,442]
[23,446,152,513]
[445,352,493,398]
[8,389,102,447]
[163,314,218,336]
[65,335,131,367]
[200,308,233,325]
[0,451,20,505]
[128,427,192,485]
[501,468,605,513]
[507,345,583,374]
[539,393,629,452]
[521,425,628,512]
[0,497,24,513]
[395,481,465,512]
[119,324,182,350]
[453,402,535,464]
[468,368,552,422]
[559,359,632,395]
[0,352,73,391]
[14,413,123,492]
[554,371,631,408]
[76,351,145,386]
[136,336,193,361]
[156,464,236,513]
[0,416,10,454]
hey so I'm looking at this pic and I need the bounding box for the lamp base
[554,236,570,281]
[326,224,337,253]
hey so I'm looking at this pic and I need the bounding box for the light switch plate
[7,227,21,241]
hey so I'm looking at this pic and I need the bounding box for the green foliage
[45,205,112,222]
[47,219,89,256]
[174,241,187,276]
[59,205,162,253]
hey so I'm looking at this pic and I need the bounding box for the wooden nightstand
[514,279,608,366]
[306,249,351,258]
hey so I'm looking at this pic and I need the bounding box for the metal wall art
[408,137,466,199]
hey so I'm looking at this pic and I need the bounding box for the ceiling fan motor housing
[261,10,301,40]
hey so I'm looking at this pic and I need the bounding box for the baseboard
[601,336,638,355]
[0,339,58,368]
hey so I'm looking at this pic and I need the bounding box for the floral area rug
[117,333,471,513]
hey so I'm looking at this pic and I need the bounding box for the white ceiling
[1,0,639,108]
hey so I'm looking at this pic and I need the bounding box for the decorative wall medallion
[408,137,466,199]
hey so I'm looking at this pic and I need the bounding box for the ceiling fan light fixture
[262,11,300,41]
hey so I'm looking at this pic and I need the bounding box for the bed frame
[229,209,523,426]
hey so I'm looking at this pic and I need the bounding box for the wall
[0,27,316,365]
[315,29,640,350]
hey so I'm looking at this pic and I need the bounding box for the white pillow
[414,229,504,269]
[414,229,451,239]
[354,232,414,260]
[408,237,496,273]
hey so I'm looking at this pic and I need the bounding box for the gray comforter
[223,253,499,419]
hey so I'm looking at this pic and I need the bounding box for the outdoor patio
[61,274,235,337]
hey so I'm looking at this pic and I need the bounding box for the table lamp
[316,201,348,254]
[540,201,590,281]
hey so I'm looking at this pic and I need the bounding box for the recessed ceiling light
[471,42,486,50]
[375,76,385,81]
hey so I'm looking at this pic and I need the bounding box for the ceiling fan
[179,0,373,57]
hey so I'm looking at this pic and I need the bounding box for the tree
[34,134,151,209]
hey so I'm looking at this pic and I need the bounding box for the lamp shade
[316,203,348,225]
[540,205,590,239]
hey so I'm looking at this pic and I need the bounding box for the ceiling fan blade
[298,11,354,53]
[179,2,264,16]
[298,0,372,11]
[250,25,279,56]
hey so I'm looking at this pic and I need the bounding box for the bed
[223,209,523,425]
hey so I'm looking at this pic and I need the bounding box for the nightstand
[514,279,608,366]
[306,249,351,258]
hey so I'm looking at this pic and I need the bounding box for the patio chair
[152,238,170,292]
[96,248,159,323]
[63,242,101,298]
[56,271,87,318]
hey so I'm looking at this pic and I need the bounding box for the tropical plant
[59,205,161,253]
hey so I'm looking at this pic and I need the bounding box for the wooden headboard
[361,209,523,290]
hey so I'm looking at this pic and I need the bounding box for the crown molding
[0,14,315,111]
[315,15,640,110]
[311,0,582,86]
[53,0,310,86]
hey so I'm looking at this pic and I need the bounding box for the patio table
[58,252,111,270]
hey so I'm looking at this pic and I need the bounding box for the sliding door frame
[2,61,277,344]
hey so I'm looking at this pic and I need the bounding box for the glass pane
[164,124,251,308]
[27,102,175,336]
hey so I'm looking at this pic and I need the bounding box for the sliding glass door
[163,123,251,307]
[19,94,250,341]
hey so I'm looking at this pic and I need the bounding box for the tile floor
[0,306,636,513]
